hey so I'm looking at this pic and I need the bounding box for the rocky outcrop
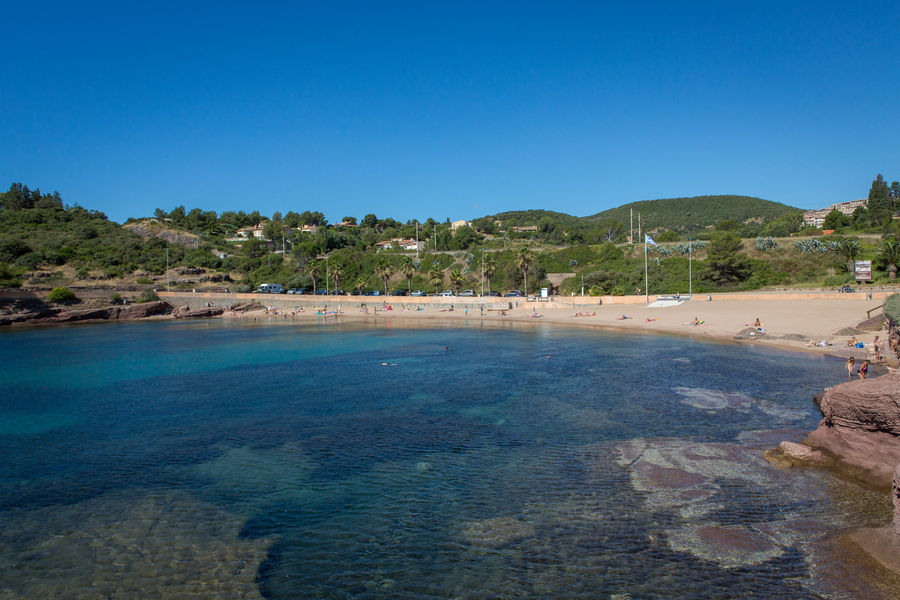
[172,305,225,319]
[801,373,900,490]
[1,300,173,326]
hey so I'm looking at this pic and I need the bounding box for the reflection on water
[0,321,892,599]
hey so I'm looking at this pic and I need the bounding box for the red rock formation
[894,465,900,536]
[803,373,900,490]
[171,306,225,319]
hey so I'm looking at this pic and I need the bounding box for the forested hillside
[587,196,801,232]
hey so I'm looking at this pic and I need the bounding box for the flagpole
[644,238,649,303]
[688,238,692,298]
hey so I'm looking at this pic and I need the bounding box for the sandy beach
[219,294,896,366]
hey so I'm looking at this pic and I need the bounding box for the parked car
[287,288,307,295]
[315,289,328,295]
[484,291,501,297]
[410,290,427,297]
[503,290,524,297]
[840,285,855,293]
[440,290,454,297]
[459,290,476,297]
[363,290,382,296]
[390,289,408,296]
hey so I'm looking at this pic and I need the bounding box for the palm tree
[483,253,496,294]
[353,277,367,295]
[429,265,444,294]
[516,247,534,294]
[329,264,343,294]
[399,255,415,293]
[880,237,900,282]
[837,239,862,274]
[449,269,463,295]
[375,262,393,294]
[306,261,321,293]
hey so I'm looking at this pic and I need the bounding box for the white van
[256,283,284,294]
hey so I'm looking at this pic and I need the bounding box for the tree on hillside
[823,209,850,230]
[483,254,497,294]
[836,239,862,274]
[362,213,378,229]
[516,247,534,294]
[868,174,892,212]
[329,264,343,293]
[306,261,321,293]
[879,237,900,282]
[375,260,393,294]
[705,232,749,286]
[399,255,415,293]
[429,264,444,294]
[449,269,463,295]
[602,219,624,242]
[341,216,357,225]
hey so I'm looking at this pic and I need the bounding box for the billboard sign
[854,260,872,281]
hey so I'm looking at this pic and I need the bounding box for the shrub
[47,287,76,303]
[136,289,159,303]
[885,293,900,322]
[136,276,153,285]
[111,292,123,304]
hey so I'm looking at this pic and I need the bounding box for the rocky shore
[766,371,900,581]
[0,299,174,326]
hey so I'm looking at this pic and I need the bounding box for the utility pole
[415,220,419,259]
[630,208,633,244]
[325,254,329,295]
[581,274,584,297]
[434,224,437,251]
[166,247,170,292]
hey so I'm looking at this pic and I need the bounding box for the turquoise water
[0,320,890,598]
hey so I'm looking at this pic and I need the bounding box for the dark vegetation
[1,175,899,295]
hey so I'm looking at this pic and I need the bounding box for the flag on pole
[644,234,657,246]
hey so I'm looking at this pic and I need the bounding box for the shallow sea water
[0,319,891,599]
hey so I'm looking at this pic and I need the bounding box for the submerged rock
[0,489,273,599]
[460,516,536,548]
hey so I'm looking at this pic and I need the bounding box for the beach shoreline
[213,295,895,367]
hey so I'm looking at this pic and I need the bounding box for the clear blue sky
[2,1,898,224]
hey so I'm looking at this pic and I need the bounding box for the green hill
[585,195,801,232]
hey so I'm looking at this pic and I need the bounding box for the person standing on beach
[845,357,855,380]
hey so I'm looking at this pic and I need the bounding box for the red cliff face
[804,373,900,490]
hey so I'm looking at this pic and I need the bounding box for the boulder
[803,373,900,489]
[764,441,832,469]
